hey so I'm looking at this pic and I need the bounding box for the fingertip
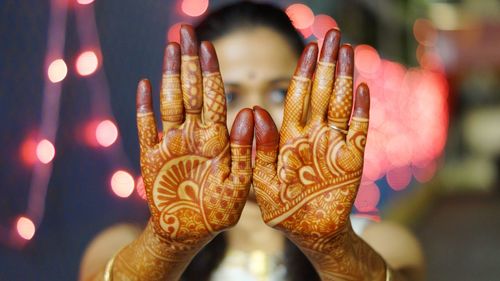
[337,44,354,77]
[200,41,219,73]
[164,43,181,74]
[319,28,341,63]
[295,42,318,78]
[230,108,254,145]
[180,24,198,56]
[136,79,152,113]
[253,106,279,149]
[354,83,370,118]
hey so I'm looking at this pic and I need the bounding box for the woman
[80,2,424,280]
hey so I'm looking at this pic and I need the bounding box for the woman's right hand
[136,25,254,250]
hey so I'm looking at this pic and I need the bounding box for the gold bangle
[103,252,119,281]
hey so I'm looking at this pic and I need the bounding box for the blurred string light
[4,0,137,247]
[47,59,68,83]
[76,50,99,76]
[181,0,209,17]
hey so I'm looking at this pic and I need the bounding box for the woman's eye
[269,88,287,105]
[225,91,237,104]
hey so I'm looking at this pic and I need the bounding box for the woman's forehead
[213,27,298,83]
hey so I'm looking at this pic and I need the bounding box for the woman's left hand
[252,29,371,248]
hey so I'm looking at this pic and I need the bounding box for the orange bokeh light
[36,139,55,164]
[355,45,381,75]
[312,14,337,39]
[17,216,36,240]
[111,170,135,198]
[76,51,99,76]
[181,0,209,17]
[286,3,314,29]
[96,120,118,147]
[354,182,380,212]
[47,59,67,83]
[413,18,437,47]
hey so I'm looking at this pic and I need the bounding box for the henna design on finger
[328,75,353,130]
[202,72,226,124]
[161,73,183,124]
[181,55,203,115]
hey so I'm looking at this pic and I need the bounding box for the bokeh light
[20,138,38,166]
[312,14,337,39]
[354,182,380,212]
[286,3,314,29]
[96,120,118,147]
[16,216,35,240]
[36,139,55,164]
[76,51,99,76]
[77,0,95,4]
[413,18,437,47]
[355,45,381,75]
[111,170,135,198]
[47,59,67,83]
[181,0,209,17]
[387,166,412,191]
[136,176,147,200]
[167,22,184,43]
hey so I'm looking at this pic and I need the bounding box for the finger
[180,25,203,118]
[281,43,317,144]
[136,79,159,150]
[347,83,370,153]
[328,44,354,132]
[200,41,227,125]
[253,106,279,194]
[228,108,254,187]
[309,29,341,125]
[160,43,183,131]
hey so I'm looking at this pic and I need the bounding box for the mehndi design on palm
[136,26,254,249]
[253,29,370,251]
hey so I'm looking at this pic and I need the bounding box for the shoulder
[79,223,142,281]
[360,221,425,280]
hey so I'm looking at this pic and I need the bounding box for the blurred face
[212,27,299,130]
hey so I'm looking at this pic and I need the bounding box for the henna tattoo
[254,29,386,280]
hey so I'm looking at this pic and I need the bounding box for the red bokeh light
[181,0,209,17]
[47,59,67,83]
[387,166,412,191]
[96,120,118,147]
[298,26,313,39]
[76,51,99,76]
[354,182,380,212]
[20,138,38,166]
[286,3,314,29]
[16,216,35,240]
[312,14,337,39]
[355,45,381,75]
[111,170,135,198]
[167,23,184,44]
[136,176,147,200]
[36,139,55,164]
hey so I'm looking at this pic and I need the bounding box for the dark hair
[194,1,305,56]
[182,2,319,281]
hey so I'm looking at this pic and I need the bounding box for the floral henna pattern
[254,29,386,280]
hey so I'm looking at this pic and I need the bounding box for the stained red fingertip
[253,106,279,150]
[180,24,198,56]
[164,43,181,74]
[337,44,354,77]
[230,108,254,145]
[136,79,153,113]
[319,29,341,63]
[294,43,318,78]
[200,41,220,73]
[353,83,370,118]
